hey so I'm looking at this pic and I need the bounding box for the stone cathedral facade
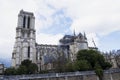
[12,10,97,70]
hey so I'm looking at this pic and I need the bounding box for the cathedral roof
[59,35,75,44]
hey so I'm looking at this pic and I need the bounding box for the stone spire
[73,29,76,36]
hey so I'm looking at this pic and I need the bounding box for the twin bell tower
[12,10,36,67]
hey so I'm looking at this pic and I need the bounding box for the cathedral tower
[70,32,88,61]
[74,32,88,50]
[12,10,36,67]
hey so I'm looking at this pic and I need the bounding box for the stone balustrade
[1,69,120,80]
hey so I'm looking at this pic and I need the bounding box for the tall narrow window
[23,16,26,28]
[27,16,30,28]
[36,52,38,60]
[28,46,30,58]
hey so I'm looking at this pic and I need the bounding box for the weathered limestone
[12,10,36,67]
[11,10,97,70]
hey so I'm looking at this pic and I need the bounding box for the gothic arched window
[27,16,30,29]
[28,46,30,58]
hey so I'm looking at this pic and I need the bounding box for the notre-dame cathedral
[12,10,97,71]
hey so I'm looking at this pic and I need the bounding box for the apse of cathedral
[12,10,97,70]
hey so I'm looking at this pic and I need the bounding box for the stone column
[30,17,35,29]
[17,15,23,27]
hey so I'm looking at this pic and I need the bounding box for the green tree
[65,62,75,72]
[102,62,112,69]
[28,63,38,74]
[74,60,92,71]
[17,59,38,74]
[16,65,27,75]
[95,68,103,80]
[4,67,16,75]
[5,60,38,75]
[21,59,32,67]
[76,49,112,80]
[76,49,111,70]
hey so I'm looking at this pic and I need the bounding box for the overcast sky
[0,0,120,59]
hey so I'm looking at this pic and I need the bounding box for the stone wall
[2,69,120,80]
